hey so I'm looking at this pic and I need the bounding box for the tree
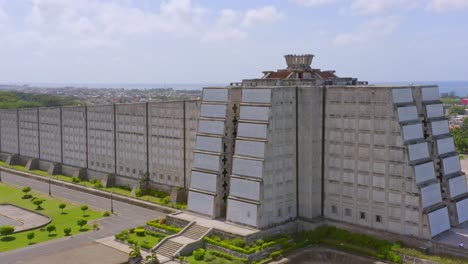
[80,205,88,216]
[77,219,87,231]
[27,232,35,244]
[64,227,72,236]
[449,105,466,115]
[59,203,67,213]
[32,199,44,210]
[22,187,32,199]
[0,225,15,237]
[462,118,468,131]
[46,225,56,235]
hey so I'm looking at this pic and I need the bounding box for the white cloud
[333,16,400,46]
[292,0,335,7]
[26,0,207,47]
[349,0,417,15]
[202,9,247,42]
[426,0,468,12]
[242,6,284,27]
[203,6,283,42]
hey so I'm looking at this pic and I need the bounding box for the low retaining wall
[166,213,191,229]
[145,225,177,235]
[0,167,177,214]
[205,242,282,263]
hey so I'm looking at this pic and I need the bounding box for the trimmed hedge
[146,220,182,233]
[207,249,248,264]
[204,235,289,255]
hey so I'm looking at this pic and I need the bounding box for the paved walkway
[14,243,128,264]
[0,171,167,264]
[0,215,20,226]
[171,211,259,236]
[96,236,172,263]
[0,204,50,232]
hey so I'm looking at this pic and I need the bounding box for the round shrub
[270,251,281,260]
[193,248,205,261]
[231,237,246,248]
[64,227,72,236]
[255,239,264,247]
[0,225,15,236]
[135,228,145,237]
[129,228,135,233]
[103,211,110,217]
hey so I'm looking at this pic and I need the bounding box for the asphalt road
[0,171,166,264]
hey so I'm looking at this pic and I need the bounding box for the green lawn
[0,161,187,209]
[0,183,102,252]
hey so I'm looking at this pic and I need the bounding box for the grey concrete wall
[87,105,115,174]
[1,100,201,194]
[39,107,61,163]
[323,86,430,239]
[189,87,240,218]
[149,101,182,187]
[18,109,39,158]
[0,110,19,154]
[116,103,147,180]
[257,87,297,228]
[62,106,87,168]
[298,86,323,220]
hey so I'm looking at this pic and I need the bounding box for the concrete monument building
[186,54,468,239]
[0,54,466,240]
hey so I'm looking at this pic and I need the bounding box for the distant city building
[0,54,466,240]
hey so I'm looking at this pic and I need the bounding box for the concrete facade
[185,54,467,240]
[0,100,200,195]
[0,110,19,154]
[18,109,39,159]
[1,54,466,241]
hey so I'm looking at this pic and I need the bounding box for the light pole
[0,171,2,182]
[110,189,114,214]
[48,178,51,196]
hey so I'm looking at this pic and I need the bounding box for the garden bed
[0,183,103,252]
[0,161,187,210]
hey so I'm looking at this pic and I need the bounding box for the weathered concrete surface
[0,204,50,232]
[13,243,128,264]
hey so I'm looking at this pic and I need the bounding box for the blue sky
[0,0,467,84]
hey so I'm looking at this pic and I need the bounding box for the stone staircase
[180,224,210,240]
[152,222,212,260]
[154,240,184,258]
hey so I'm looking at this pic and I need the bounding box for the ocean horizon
[2,80,467,96]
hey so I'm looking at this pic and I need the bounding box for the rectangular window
[345,208,352,217]
[139,170,143,175]
[126,167,130,173]
[376,215,382,223]
[167,175,172,181]
[278,208,282,217]
[331,205,337,214]
[160,174,164,180]
[360,212,366,219]
[132,168,136,174]
[119,166,123,171]
[175,176,179,183]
